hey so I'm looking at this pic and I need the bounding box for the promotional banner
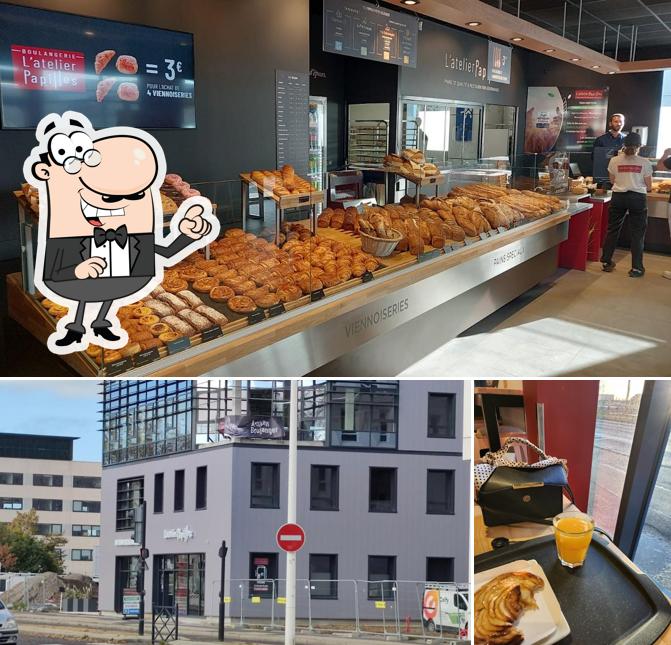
[487,42,511,84]
[524,86,608,153]
[218,415,285,439]
[0,3,195,128]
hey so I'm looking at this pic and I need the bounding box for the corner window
[310,465,339,511]
[116,476,143,529]
[309,554,338,599]
[368,555,396,600]
[427,470,455,515]
[427,393,456,438]
[250,463,280,509]
[369,468,397,513]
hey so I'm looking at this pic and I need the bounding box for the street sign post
[276,523,305,553]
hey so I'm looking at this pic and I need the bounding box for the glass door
[308,96,327,190]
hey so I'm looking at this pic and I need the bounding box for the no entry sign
[276,523,305,552]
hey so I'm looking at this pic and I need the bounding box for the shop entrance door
[153,554,205,616]
[448,103,483,162]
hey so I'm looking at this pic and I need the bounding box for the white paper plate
[474,559,571,645]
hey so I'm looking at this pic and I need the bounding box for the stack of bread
[383,148,440,179]
[250,165,314,197]
[449,184,562,219]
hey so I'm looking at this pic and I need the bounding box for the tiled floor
[401,249,671,377]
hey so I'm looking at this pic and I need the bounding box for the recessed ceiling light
[608,71,616,74]
[400,0,419,4]
[591,65,600,69]
[570,57,581,61]
[511,37,524,42]
[84,31,94,36]
[544,49,556,53]
[466,21,481,27]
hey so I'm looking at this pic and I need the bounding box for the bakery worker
[600,131,652,278]
[25,111,218,350]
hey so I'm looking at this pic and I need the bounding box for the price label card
[276,597,287,605]
[166,336,190,355]
[106,357,133,376]
[310,288,325,302]
[443,244,454,254]
[375,601,387,609]
[418,249,441,263]
[479,232,489,240]
[498,226,507,234]
[251,596,261,605]
[361,271,374,283]
[247,310,265,325]
[463,238,474,246]
[268,302,286,318]
[201,326,223,343]
[133,347,160,367]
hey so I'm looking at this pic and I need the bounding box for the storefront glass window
[154,554,205,616]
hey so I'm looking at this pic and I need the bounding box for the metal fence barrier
[219,579,469,642]
[152,604,179,643]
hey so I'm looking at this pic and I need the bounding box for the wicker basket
[359,228,402,257]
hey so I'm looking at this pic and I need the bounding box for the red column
[558,202,592,270]
[523,380,600,511]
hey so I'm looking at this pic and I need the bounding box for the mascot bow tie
[93,225,128,248]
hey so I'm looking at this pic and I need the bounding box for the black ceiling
[481,0,671,60]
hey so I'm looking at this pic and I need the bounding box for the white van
[421,584,469,637]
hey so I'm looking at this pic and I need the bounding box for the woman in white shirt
[601,132,652,277]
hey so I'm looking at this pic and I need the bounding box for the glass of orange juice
[553,511,594,568]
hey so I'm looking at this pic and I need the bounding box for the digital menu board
[323,0,418,68]
[0,3,195,129]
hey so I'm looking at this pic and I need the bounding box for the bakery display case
[9,166,578,377]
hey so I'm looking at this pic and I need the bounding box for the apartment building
[0,433,101,577]
[98,380,468,618]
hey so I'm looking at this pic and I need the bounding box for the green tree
[0,510,66,573]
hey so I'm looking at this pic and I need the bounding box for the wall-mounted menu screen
[323,0,418,68]
[0,3,195,129]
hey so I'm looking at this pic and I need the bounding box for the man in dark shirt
[593,113,625,154]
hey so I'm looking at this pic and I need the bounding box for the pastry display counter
[8,176,574,376]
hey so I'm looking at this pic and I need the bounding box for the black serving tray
[475,534,671,645]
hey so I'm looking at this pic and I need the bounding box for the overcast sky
[0,380,101,462]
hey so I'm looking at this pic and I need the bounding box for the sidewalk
[15,611,466,644]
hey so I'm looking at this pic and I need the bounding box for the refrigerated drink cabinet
[309,96,327,190]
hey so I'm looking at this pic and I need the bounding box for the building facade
[0,433,101,577]
[98,380,468,619]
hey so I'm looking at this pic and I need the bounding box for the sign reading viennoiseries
[323,0,418,68]
[218,415,285,439]
[524,86,609,153]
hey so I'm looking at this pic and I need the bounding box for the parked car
[0,600,19,643]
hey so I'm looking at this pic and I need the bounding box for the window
[73,476,101,489]
[74,500,101,513]
[174,469,185,512]
[36,524,62,536]
[310,465,339,511]
[71,549,93,561]
[72,524,100,537]
[368,556,396,600]
[250,463,280,509]
[196,466,207,510]
[426,557,454,582]
[33,474,63,487]
[427,470,455,515]
[0,473,22,485]
[427,393,456,438]
[0,498,22,510]
[117,477,143,530]
[369,468,397,513]
[309,554,338,599]
[154,473,164,514]
[33,498,63,512]
[249,553,278,599]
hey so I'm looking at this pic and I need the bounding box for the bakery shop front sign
[163,526,194,543]
[218,415,285,439]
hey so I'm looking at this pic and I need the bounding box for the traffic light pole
[134,501,147,637]
[218,540,228,641]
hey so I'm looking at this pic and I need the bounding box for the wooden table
[474,504,671,643]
